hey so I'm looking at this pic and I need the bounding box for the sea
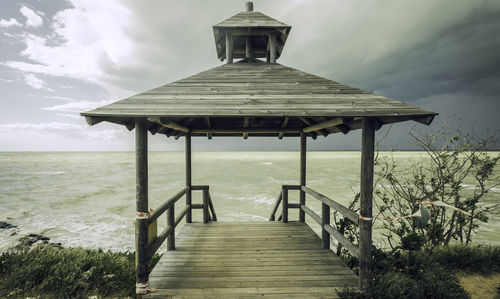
[0,151,499,253]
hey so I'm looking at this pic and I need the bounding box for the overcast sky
[1,0,499,151]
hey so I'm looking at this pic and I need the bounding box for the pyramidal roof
[81,3,436,139]
[212,2,291,62]
[214,11,291,28]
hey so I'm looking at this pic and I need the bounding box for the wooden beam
[205,117,212,140]
[246,35,253,59]
[147,187,189,225]
[147,225,172,261]
[149,124,164,135]
[202,188,209,224]
[269,33,276,63]
[299,133,306,223]
[135,118,149,289]
[301,186,359,224]
[167,205,175,250]
[125,121,135,131]
[303,118,343,133]
[324,224,359,257]
[282,188,288,223]
[192,128,300,134]
[278,117,289,139]
[301,204,321,225]
[298,118,317,139]
[322,203,330,249]
[359,118,375,293]
[148,117,189,133]
[225,32,233,64]
[174,117,196,140]
[85,116,103,126]
[185,132,192,223]
[243,117,249,139]
[269,191,282,221]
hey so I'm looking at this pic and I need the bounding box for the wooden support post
[243,117,249,139]
[167,206,175,250]
[225,32,233,63]
[246,35,253,59]
[135,118,149,288]
[321,203,330,249]
[282,188,288,223]
[202,188,209,224]
[299,133,306,222]
[269,33,276,63]
[185,133,192,223]
[359,118,375,293]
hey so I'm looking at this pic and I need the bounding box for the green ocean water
[0,151,498,253]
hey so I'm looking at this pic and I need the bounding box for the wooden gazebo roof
[81,2,436,139]
[82,60,436,138]
[213,7,291,61]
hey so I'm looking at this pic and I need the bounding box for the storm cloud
[0,0,499,151]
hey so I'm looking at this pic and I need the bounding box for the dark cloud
[1,0,499,150]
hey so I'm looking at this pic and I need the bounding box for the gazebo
[81,2,436,295]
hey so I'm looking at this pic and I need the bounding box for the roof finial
[245,2,253,12]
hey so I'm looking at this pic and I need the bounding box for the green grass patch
[0,245,160,298]
[339,245,500,299]
[429,245,500,274]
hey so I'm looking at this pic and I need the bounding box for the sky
[0,0,499,151]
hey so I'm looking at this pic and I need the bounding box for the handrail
[148,187,189,225]
[146,184,217,260]
[301,204,321,225]
[269,184,360,258]
[323,224,359,257]
[269,185,301,221]
[301,186,359,225]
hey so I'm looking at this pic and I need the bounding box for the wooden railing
[269,184,360,258]
[146,185,217,261]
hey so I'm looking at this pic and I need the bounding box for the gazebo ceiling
[81,60,437,139]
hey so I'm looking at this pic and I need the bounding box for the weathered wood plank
[135,118,149,288]
[301,204,322,225]
[147,187,188,225]
[300,133,306,222]
[145,222,358,298]
[185,132,192,223]
[324,224,360,258]
[302,186,359,225]
[359,118,375,292]
[83,63,437,130]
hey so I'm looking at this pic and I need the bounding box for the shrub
[0,245,160,298]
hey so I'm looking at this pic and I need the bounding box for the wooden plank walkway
[145,221,358,298]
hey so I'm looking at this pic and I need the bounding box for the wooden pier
[145,221,358,298]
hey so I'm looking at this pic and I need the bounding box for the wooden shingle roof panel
[214,11,291,28]
[82,62,436,120]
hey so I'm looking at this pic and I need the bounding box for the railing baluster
[203,187,209,224]
[167,206,175,250]
[282,187,288,223]
[321,203,330,249]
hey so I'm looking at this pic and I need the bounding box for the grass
[339,244,500,299]
[0,244,160,298]
[1,241,498,298]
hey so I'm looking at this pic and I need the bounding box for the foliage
[429,244,500,274]
[0,244,160,298]
[337,245,500,299]
[374,125,499,251]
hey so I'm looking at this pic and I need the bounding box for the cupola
[213,2,291,63]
